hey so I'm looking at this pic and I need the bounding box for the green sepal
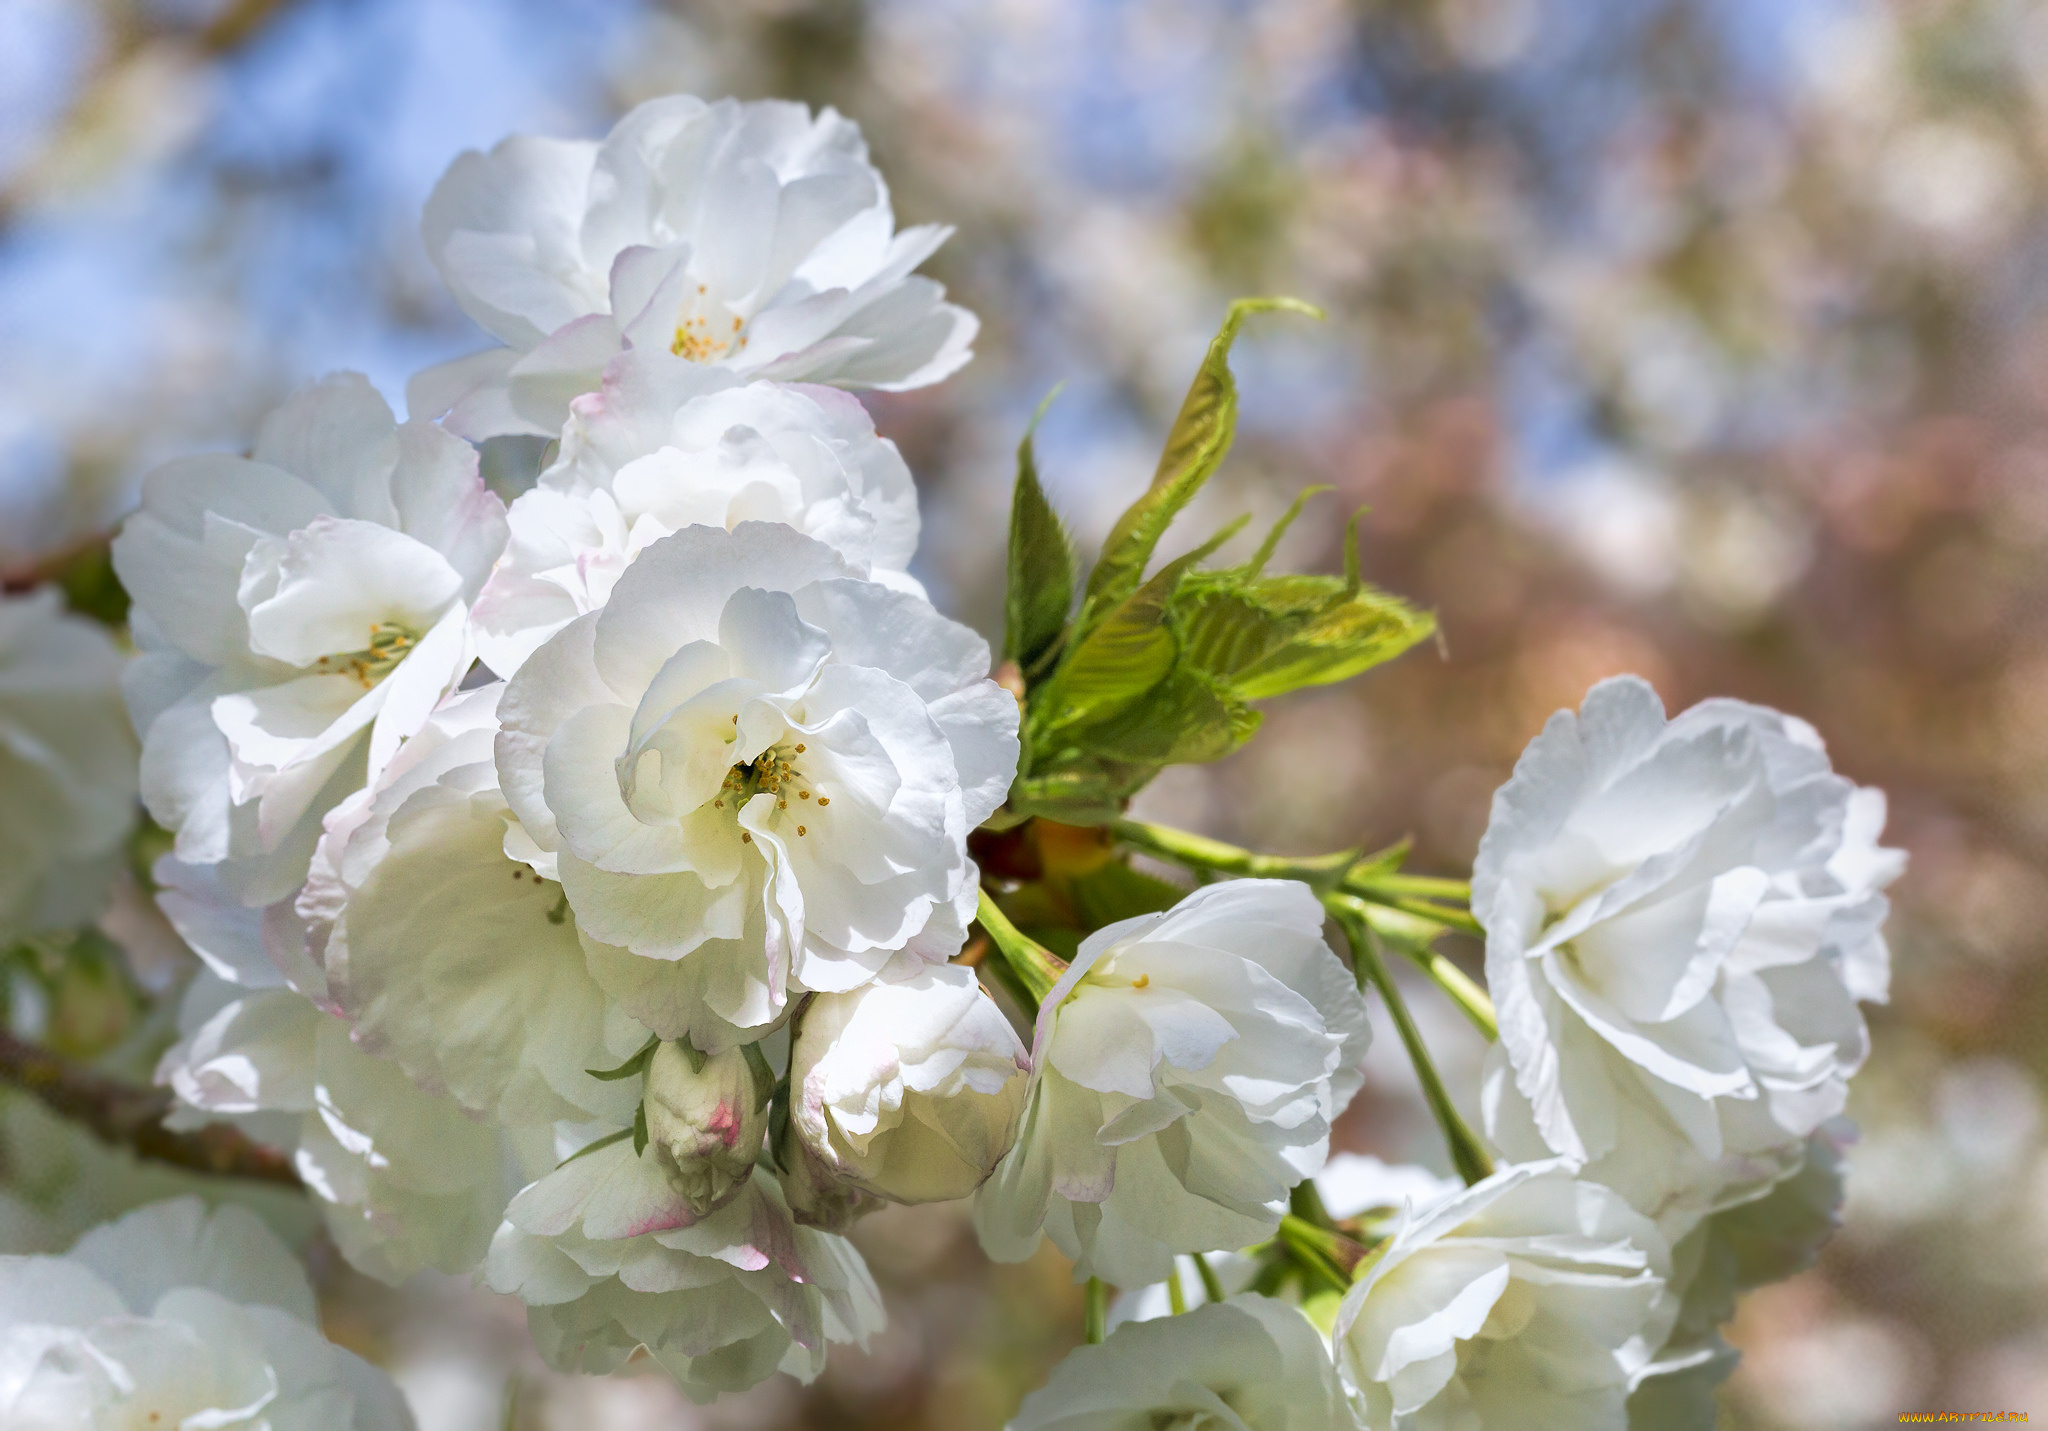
[631,1101,650,1158]
[766,1074,793,1174]
[586,1034,658,1083]
[740,1041,776,1112]
[556,1126,632,1169]
[1003,387,1077,677]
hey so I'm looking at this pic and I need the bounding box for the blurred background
[1,0,2041,1426]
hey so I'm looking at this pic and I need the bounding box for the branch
[0,1030,302,1189]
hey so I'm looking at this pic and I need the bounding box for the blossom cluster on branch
[0,92,1901,1431]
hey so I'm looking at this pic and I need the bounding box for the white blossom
[112,374,508,906]
[0,588,136,944]
[1627,1125,1850,1431]
[1476,675,1903,1237]
[790,962,1030,1205]
[1315,1154,1465,1226]
[1110,1154,1462,1331]
[472,353,922,677]
[495,520,1017,1053]
[974,879,1371,1287]
[484,1154,883,1400]
[1332,1160,1672,1431]
[412,95,977,440]
[0,1198,413,1430]
[152,857,531,1285]
[313,685,652,1128]
[1010,1294,1355,1431]
[642,1039,770,1217]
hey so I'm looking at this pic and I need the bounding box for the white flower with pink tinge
[495,520,1017,1055]
[113,373,507,906]
[411,95,977,441]
[484,1160,882,1399]
[471,350,922,678]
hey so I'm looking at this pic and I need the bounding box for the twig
[0,1030,302,1189]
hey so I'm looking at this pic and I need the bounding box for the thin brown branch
[0,1029,302,1189]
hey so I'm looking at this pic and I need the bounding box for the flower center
[710,739,827,839]
[311,620,421,688]
[672,284,749,363]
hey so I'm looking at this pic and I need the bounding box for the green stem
[1276,1213,1368,1292]
[1167,1264,1188,1315]
[1347,870,1475,901]
[1342,898,1498,1040]
[1358,892,1484,938]
[1109,818,1358,890]
[975,889,1068,1010]
[1410,950,1497,1041]
[1111,819,1480,940]
[1193,1252,1226,1304]
[1083,1277,1108,1344]
[1289,1177,1336,1230]
[1329,902,1494,1187]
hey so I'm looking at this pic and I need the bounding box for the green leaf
[1074,297,1322,640]
[1004,388,1077,676]
[632,1101,650,1158]
[1031,560,1181,737]
[1067,860,1189,928]
[1171,562,1435,703]
[1060,667,1259,766]
[1243,485,1333,578]
[1031,513,1252,744]
[1006,766,1134,824]
[586,1034,658,1082]
[1232,588,1433,700]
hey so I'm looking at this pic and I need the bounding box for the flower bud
[790,964,1030,1205]
[642,1038,768,1216]
[774,1117,883,1234]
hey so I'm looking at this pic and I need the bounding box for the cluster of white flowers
[0,1198,412,1428]
[0,89,1892,1430]
[104,94,1013,1402]
[1021,682,1897,1431]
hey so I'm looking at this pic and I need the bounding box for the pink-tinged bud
[642,1039,767,1216]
